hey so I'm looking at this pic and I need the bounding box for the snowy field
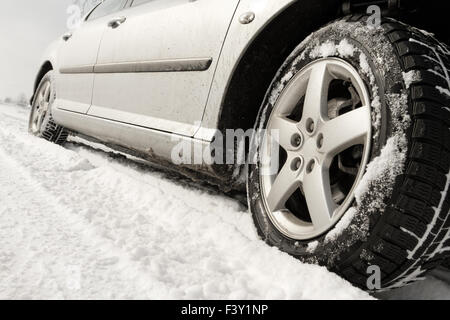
[0,102,449,300]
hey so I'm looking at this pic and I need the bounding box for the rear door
[55,0,128,114]
[88,0,240,137]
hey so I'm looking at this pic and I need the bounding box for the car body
[32,0,447,191]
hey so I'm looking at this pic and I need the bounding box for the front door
[55,0,129,114]
[89,0,240,137]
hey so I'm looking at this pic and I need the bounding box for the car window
[131,0,157,7]
[87,0,128,21]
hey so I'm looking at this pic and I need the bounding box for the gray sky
[0,0,74,100]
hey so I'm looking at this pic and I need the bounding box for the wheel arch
[216,0,341,135]
[30,61,53,105]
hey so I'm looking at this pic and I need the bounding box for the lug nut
[306,119,315,133]
[291,133,302,148]
[291,158,302,171]
[306,159,315,173]
[317,134,324,149]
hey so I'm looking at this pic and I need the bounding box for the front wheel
[29,71,68,144]
[248,16,450,290]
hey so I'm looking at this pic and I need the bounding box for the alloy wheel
[260,58,372,240]
[29,80,52,135]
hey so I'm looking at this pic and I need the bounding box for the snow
[337,39,356,57]
[403,71,421,89]
[267,70,294,106]
[1,103,449,299]
[437,86,450,98]
[415,28,435,38]
[325,208,357,243]
[306,241,319,254]
[355,136,407,208]
[359,53,371,74]
[310,39,356,59]
[310,41,337,59]
[358,53,383,138]
[0,103,374,300]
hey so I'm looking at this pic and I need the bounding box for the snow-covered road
[0,103,449,300]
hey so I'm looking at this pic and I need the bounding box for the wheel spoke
[43,82,51,102]
[268,115,301,151]
[39,84,46,100]
[40,101,49,113]
[35,104,47,133]
[266,159,301,212]
[302,163,336,229]
[32,82,51,134]
[30,109,39,133]
[36,113,44,131]
[302,62,332,123]
[319,106,371,156]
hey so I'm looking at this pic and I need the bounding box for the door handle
[108,16,127,29]
[62,32,72,41]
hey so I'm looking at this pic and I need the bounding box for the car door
[55,0,128,114]
[88,0,240,137]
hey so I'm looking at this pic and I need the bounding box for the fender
[30,39,62,104]
[195,0,299,141]
[196,0,447,144]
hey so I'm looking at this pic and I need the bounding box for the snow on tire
[248,16,450,290]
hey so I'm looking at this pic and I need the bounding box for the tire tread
[340,18,450,289]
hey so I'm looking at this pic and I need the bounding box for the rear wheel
[29,71,68,144]
[248,16,450,290]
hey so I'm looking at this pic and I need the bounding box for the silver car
[29,0,450,290]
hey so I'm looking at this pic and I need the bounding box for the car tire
[248,16,450,290]
[29,71,68,144]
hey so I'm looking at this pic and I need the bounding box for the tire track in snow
[0,133,174,299]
